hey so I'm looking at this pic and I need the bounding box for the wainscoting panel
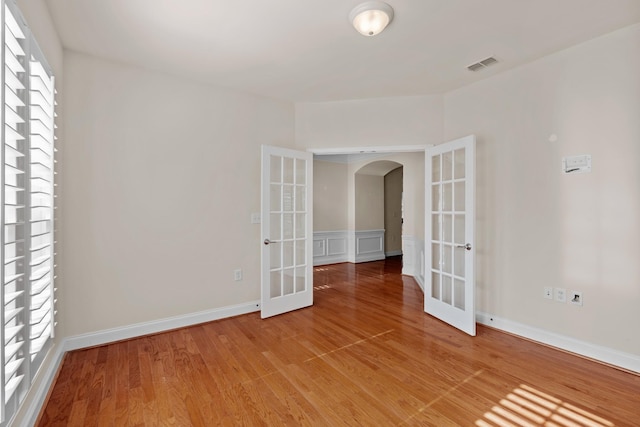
[313,231,349,266]
[314,230,390,265]
[355,230,385,263]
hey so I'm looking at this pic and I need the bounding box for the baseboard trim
[477,312,640,374]
[413,272,425,292]
[385,250,403,257]
[63,300,261,352]
[355,253,386,263]
[18,345,66,427]
[313,255,348,266]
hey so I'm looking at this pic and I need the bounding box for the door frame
[310,145,429,156]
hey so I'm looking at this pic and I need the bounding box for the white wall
[444,24,640,356]
[354,174,384,231]
[60,51,295,337]
[295,95,443,149]
[313,160,348,231]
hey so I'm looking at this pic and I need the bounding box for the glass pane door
[425,136,476,336]
[261,146,313,318]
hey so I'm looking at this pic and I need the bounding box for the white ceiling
[45,0,640,103]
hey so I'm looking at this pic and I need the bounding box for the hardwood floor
[38,257,640,426]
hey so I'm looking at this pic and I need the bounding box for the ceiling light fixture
[349,1,394,37]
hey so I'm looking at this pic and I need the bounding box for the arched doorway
[354,160,403,263]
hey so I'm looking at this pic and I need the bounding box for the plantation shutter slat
[3,66,22,91]
[2,3,28,412]
[3,324,20,344]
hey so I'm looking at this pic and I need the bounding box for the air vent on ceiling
[467,56,498,72]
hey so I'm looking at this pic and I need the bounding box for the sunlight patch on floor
[475,384,615,427]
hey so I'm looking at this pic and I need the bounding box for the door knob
[456,243,472,251]
[264,239,280,245]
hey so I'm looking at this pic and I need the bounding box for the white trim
[313,231,349,266]
[309,145,429,155]
[477,312,640,374]
[63,301,261,351]
[402,235,416,276]
[413,271,425,291]
[401,235,424,289]
[313,152,389,164]
[355,229,385,263]
[15,346,66,427]
[347,232,356,263]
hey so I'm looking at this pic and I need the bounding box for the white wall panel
[313,231,348,266]
[354,230,385,263]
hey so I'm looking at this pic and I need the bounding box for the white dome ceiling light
[349,1,394,37]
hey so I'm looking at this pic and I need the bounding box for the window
[1,0,56,423]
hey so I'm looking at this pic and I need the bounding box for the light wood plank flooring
[38,257,640,426]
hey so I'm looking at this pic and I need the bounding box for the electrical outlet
[569,291,583,306]
[543,287,553,300]
[234,269,242,281]
[555,288,566,303]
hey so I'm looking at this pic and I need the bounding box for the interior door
[425,135,476,335]
[261,145,313,318]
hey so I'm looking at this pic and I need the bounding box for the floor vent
[467,56,498,72]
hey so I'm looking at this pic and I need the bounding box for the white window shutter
[2,3,28,411]
[1,1,56,422]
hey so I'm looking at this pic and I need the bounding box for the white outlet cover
[562,155,591,174]
[555,288,567,303]
[543,287,553,300]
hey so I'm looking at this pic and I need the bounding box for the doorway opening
[383,165,403,259]
[354,160,403,263]
[311,146,426,287]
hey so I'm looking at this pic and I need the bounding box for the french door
[260,146,313,318]
[425,135,476,336]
